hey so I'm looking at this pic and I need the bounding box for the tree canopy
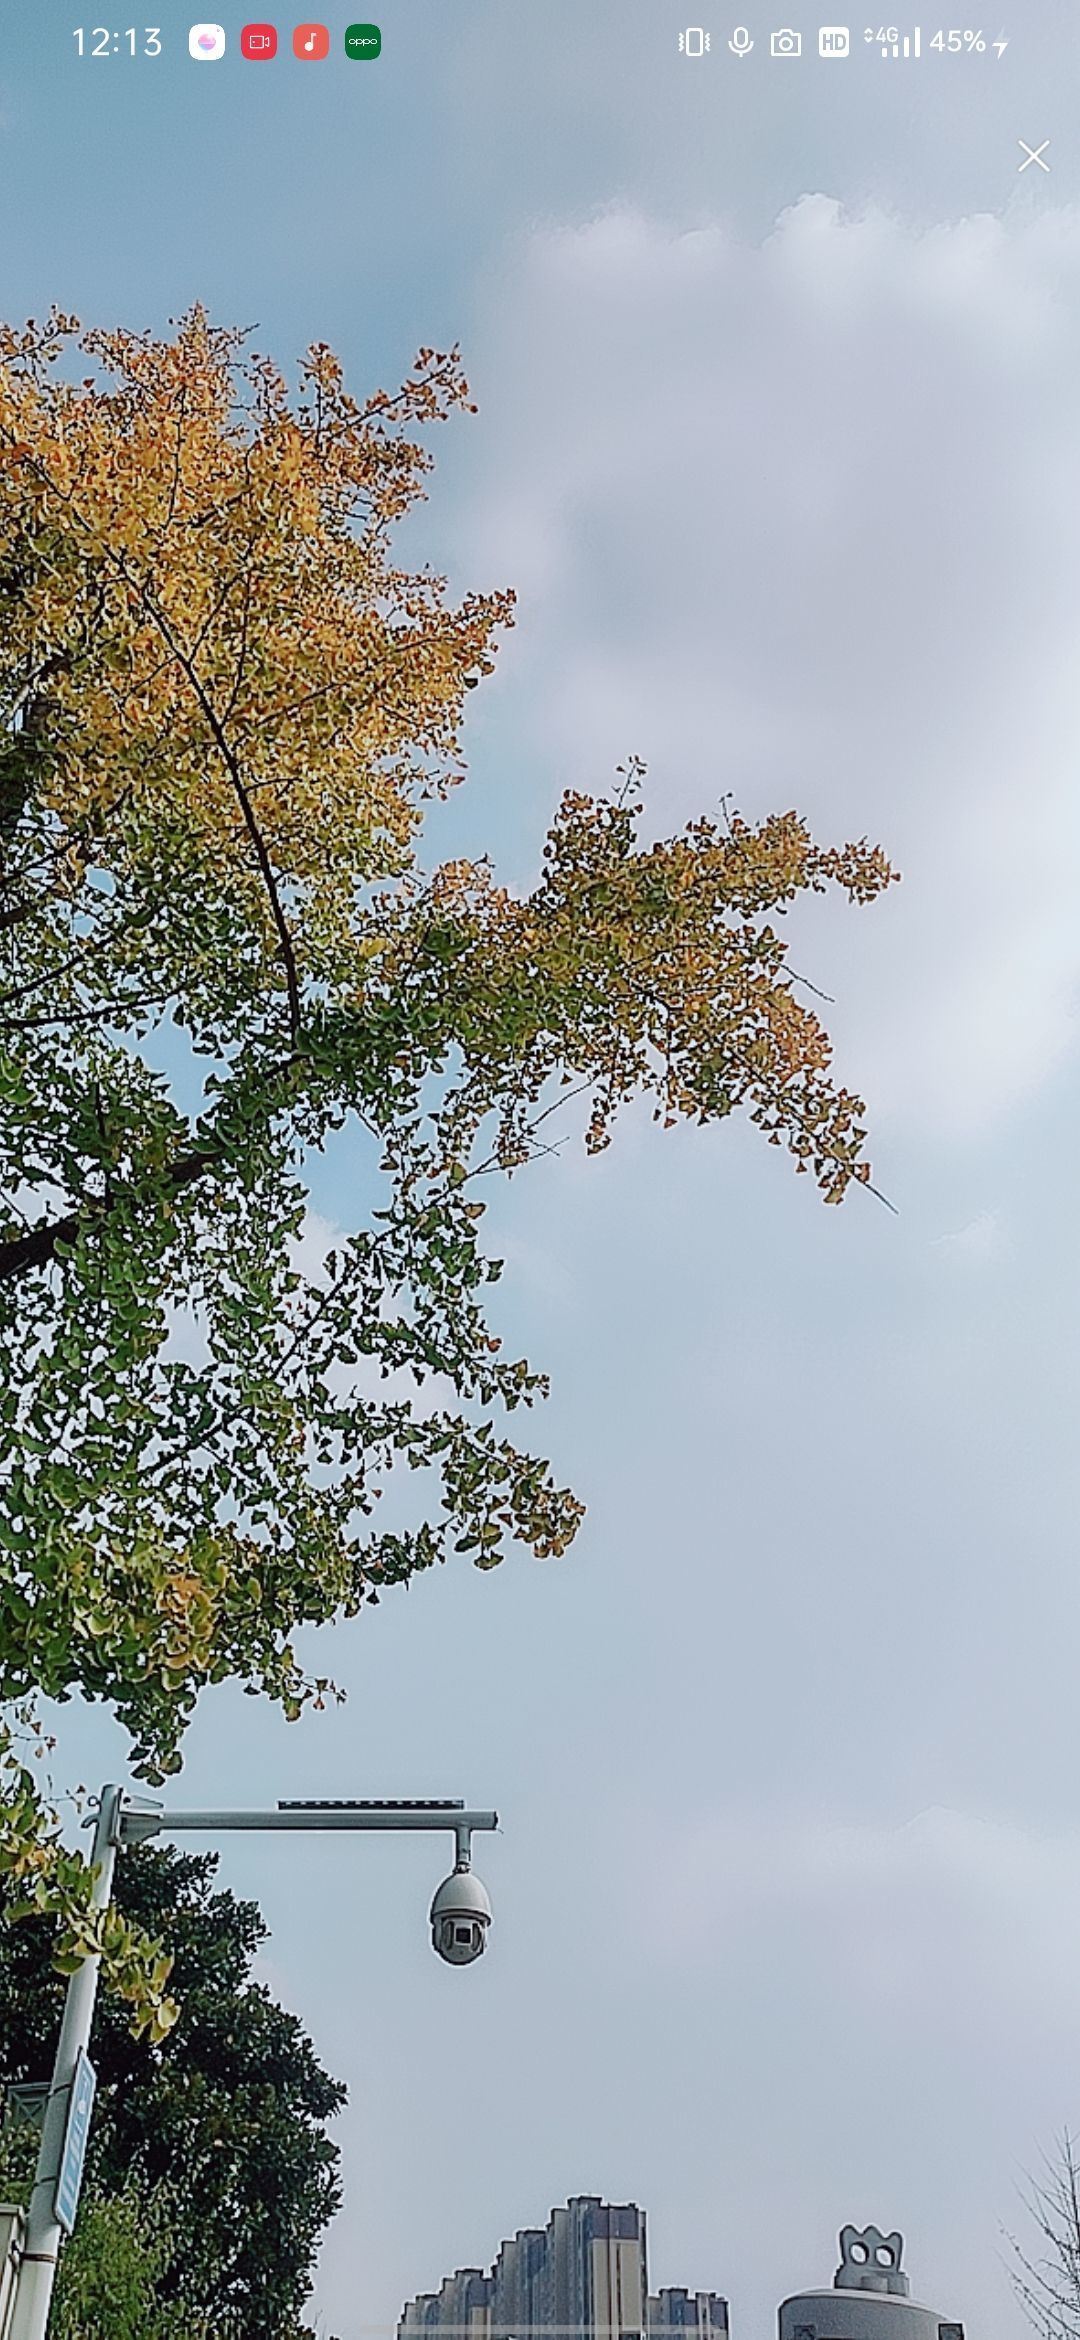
[0,1843,343,2335]
[0,308,897,2016]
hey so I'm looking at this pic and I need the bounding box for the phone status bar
[675,26,1010,61]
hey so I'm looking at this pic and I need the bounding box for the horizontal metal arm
[118,1803,498,1846]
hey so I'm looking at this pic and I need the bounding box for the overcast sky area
[4,6,1080,2337]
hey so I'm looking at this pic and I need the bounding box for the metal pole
[8,1784,122,2340]
[7,1786,497,2339]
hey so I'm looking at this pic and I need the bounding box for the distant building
[400,2212,967,2340]
[398,2197,722,2340]
[648,2290,729,2340]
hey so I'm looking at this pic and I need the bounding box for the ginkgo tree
[0,308,897,2028]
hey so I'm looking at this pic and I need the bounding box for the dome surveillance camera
[429,1862,492,1966]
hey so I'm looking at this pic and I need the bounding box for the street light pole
[7,1789,498,2340]
[8,1784,122,2340]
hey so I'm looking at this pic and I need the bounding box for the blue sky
[4,9,1080,2338]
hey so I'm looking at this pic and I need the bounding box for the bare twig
[1005,2132,1080,2340]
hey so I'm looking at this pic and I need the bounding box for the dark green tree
[0,1843,344,2337]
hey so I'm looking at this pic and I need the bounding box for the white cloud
[931,1207,1006,1259]
[640,1802,1080,2009]
[462,199,1080,1140]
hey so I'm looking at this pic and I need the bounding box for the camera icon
[770,26,802,53]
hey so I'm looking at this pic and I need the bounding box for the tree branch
[119,569,304,1044]
[0,426,304,1044]
[0,1031,321,1285]
[0,1140,222,1282]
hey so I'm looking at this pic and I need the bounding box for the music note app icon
[292,21,329,55]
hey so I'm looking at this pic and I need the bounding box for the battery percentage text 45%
[928,28,1010,52]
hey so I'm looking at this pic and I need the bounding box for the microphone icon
[729,24,753,51]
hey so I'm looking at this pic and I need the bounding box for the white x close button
[1018,139,1051,173]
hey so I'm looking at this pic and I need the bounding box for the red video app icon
[241,23,278,56]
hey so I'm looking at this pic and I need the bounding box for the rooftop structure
[778,2224,965,2340]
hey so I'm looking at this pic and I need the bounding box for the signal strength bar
[881,25,921,55]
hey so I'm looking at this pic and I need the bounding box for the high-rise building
[491,2225,549,2336]
[401,2266,494,2340]
[399,2199,720,2340]
[648,2289,729,2340]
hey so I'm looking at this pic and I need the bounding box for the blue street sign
[54,2050,96,2236]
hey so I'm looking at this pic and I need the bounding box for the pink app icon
[188,23,226,57]
[241,23,278,56]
